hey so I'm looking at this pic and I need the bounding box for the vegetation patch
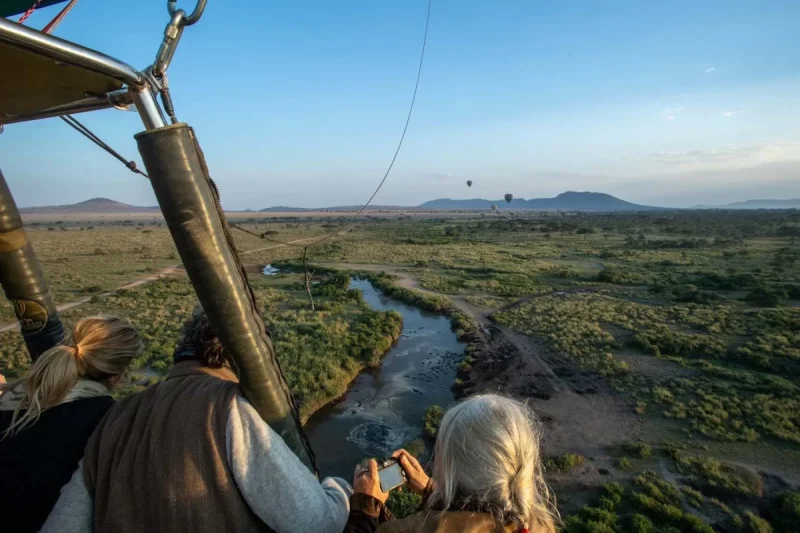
[545,453,585,473]
[673,453,764,499]
[423,405,445,439]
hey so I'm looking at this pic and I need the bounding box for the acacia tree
[777,225,800,245]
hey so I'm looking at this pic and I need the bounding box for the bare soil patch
[462,325,641,460]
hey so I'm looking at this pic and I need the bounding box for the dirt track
[464,325,640,459]
[0,236,318,333]
[0,265,184,334]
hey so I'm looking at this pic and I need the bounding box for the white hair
[428,394,557,532]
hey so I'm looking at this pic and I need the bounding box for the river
[304,278,464,478]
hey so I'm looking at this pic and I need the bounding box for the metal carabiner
[153,9,186,77]
[168,0,207,26]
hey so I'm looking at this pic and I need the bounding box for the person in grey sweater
[42,308,350,533]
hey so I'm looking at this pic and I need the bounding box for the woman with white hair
[346,394,557,533]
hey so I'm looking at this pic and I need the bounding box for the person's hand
[392,449,430,494]
[353,459,389,503]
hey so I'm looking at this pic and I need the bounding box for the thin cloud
[705,66,716,73]
[661,107,684,121]
[721,110,744,117]
[646,141,800,171]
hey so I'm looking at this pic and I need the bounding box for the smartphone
[378,460,406,492]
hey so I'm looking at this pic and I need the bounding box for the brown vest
[378,511,518,533]
[83,361,272,533]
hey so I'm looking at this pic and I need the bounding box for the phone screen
[378,463,405,492]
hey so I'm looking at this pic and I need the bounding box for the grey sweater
[41,396,351,533]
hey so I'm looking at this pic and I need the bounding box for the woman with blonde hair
[0,316,141,533]
[346,394,558,533]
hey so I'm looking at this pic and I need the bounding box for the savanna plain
[1,209,799,532]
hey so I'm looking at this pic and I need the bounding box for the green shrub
[423,405,445,439]
[544,453,585,473]
[744,287,786,307]
[615,457,632,470]
[624,442,652,459]
[785,284,800,299]
[386,490,422,519]
[628,513,655,533]
[739,512,773,533]
[603,482,625,501]
[765,491,800,533]
[634,472,681,506]
[561,515,614,533]
[652,387,675,404]
[681,486,704,507]
[674,454,764,498]
[580,506,618,525]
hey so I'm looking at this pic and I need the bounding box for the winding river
[304,278,464,478]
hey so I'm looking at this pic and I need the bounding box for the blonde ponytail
[2,316,141,437]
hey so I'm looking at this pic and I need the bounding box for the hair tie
[72,344,81,359]
[519,529,529,533]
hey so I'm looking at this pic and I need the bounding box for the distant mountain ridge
[20,198,159,214]
[18,192,798,213]
[694,199,800,209]
[419,191,661,211]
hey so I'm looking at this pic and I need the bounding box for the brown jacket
[345,494,519,533]
[82,361,272,533]
[377,511,517,533]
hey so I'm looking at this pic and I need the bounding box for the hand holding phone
[353,459,389,503]
[392,449,430,494]
[377,458,407,492]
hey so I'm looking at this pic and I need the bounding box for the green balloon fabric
[1,0,68,18]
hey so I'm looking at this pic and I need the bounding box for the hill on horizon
[18,192,799,213]
[20,198,159,214]
[694,198,800,209]
[419,191,662,211]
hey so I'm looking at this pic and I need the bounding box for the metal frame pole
[0,3,316,469]
[0,170,64,360]
[131,89,167,131]
[0,17,145,88]
[0,91,134,126]
[132,119,316,471]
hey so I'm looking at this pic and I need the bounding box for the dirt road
[467,324,640,457]
[0,265,184,334]
[0,236,318,333]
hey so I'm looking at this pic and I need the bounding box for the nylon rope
[59,116,149,179]
[17,0,44,23]
[42,0,78,33]
[19,0,144,181]
[232,0,433,253]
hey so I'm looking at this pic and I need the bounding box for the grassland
[2,209,799,531]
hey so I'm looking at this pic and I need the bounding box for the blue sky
[2,0,799,208]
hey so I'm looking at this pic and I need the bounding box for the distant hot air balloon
[466,180,473,188]
[504,193,513,204]
[491,204,498,212]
